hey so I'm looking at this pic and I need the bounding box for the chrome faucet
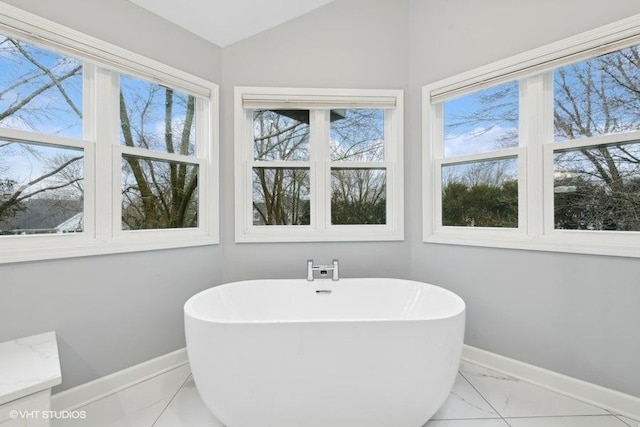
[307,259,339,281]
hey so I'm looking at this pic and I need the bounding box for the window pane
[252,167,310,225]
[330,109,384,162]
[443,82,519,157]
[554,141,640,231]
[0,139,83,235]
[121,155,198,230]
[442,158,518,227]
[253,110,309,161]
[119,75,196,156]
[554,45,640,141]
[0,36,82,138]
[331,168,386,225]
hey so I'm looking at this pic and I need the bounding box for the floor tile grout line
[427,416,510,422]
[460,361,622,418]
[458,368,513,427]
[150,373,193,427]
[614,414,636,427]
[82,361,636,427]
[503,414,628,419]
[430,378,502,421]
[461,359,630,418]
[430,417,506,421]
[608,409,639,427]
[612,412,640,427]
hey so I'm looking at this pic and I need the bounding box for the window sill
[236,225,404,243]
[0,234,219,264]
[424,230,640,258]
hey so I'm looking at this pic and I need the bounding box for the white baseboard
[51,344,639,422]
[51,348,189,411]
[463,345,640,421]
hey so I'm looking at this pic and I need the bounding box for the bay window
[235,87,404,242]
[0,3,218,263]
[424,14,640,257]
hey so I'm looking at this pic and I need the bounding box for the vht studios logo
[9,410,87,420]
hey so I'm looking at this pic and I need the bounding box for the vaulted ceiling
[128,0,337,47]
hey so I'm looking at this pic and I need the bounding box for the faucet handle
[307,259,314,281]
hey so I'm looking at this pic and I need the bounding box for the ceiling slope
[129,0,337,47]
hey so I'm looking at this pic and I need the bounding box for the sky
[443,81,518,158]
[444,125,517,157]
[0,36,83,139]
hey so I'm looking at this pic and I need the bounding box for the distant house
[54,212,83,233]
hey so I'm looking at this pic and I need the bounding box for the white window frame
[423,13,640,258]
[0,3,219,264]
[234,86,404,242]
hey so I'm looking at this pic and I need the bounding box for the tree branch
[10,39,82,118]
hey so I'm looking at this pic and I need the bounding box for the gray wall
[1,248,223,393]
[0,0,224,392]
[220,0,411,284]
[408,0,640,397]
[222,0,640,397]
[1,0,639,399]
[0,0,222,82]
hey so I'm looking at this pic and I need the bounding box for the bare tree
[0,37,83,228]
[329,109,386,224]
[442,159,514,188]
[119,84,198,229]
[331,168,386,224]
[444,83,519,151]
[251,108,387,225]
[252,110,310,225]
[445,45,640,230]
[0,36,199,233]
[553,45,640,230]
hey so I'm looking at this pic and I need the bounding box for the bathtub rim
[184,277,466,325]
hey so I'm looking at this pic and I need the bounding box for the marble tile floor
[51,361,639,427]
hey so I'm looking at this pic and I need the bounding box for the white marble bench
[0,332,61,427]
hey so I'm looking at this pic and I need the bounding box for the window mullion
[94,67,118,242]
[80,63,97,239]
[311,109,329,231]
[538,73,555,237]
[519,75,536,237]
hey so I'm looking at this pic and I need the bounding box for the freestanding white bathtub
[184,278,465,427]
